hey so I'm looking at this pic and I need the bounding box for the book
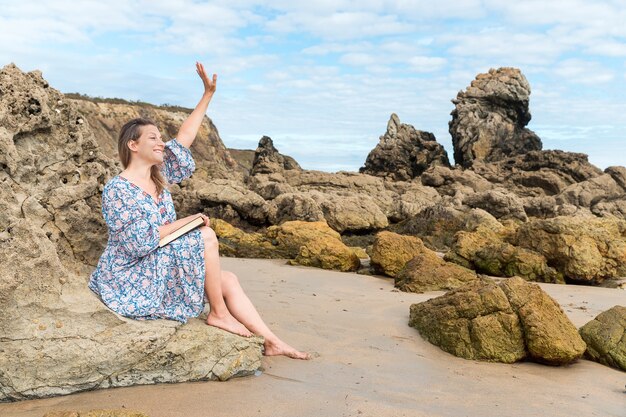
[158,216,205,247]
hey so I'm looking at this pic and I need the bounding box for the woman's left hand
[198,213,211,227]
[196,62,217,96]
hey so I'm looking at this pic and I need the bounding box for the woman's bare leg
[220,270,310,360]
[200,226,251,337]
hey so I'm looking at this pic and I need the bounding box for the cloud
[554,59,615,84]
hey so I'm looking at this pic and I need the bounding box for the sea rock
[499,277,586,364]
[0,63,262,402]
[391,205,503,251]
[409,277,586,364]
[579,306,626,371]
[269,221,361,271]
[471,150,602,198]
[462,188,528,221]
[369,231,425,277]
[360,113,450,181]
[395,250,478,293]
[421,165,493,198]
[445,226,563,283]
[513,216,626,283]
[449,67,542,167]
[250,136,301,175]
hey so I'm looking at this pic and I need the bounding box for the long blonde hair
[118,118,168,195]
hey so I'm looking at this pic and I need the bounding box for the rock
[395,250,478,293]
[360,113,450,181]
[212,219,279,258]
[579,306,626,371]
[250,136,301,175]
[514,216,626,283]
[269,221,361,271]
[556,173,624,208]
[391,205,503,251]
[446,226,564,283]
[605,166,626,190]
[409,277,585,364]
[500,278,586,364]
[318,192,388,233]
[470,150,603,198]
[181,179,270,225]
[409,279,526,363]
[268,192,325,224]
[462,188,528,221]
[369,231,425,277]
[449,67,542,167]
[421,165,493,198]
[0,64,262,402]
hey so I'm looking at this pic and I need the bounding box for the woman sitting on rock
[89,62,309,360]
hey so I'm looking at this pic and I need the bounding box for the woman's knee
[200,226,218,248]
[221,270,240,294]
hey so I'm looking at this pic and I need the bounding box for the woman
[89,62,309,360]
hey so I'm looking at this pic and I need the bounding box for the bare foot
[264,339,311,360]
[207,312,252,337]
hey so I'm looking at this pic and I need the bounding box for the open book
[158,216,205,248]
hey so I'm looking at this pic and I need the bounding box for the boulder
[250,135,301,175]
[500,278,586,364]
[409,277,586,364]
[268,221,361,271]
[395,250,478,293]
[360,113,450,181]
[514,216,626,283]
[369,231,425,277]
[449,67,542,167]
[0,64,262,402]
[445,226,563,283]
[579,306,626,371]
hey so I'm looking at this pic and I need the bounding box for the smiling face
[128,124,165,165]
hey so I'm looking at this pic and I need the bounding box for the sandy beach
[2,258,625,417]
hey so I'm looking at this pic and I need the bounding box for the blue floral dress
[89,139,206,323]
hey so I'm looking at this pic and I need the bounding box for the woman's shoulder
[103,175,132,197]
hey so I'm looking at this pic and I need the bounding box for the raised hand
[196,62,217,96]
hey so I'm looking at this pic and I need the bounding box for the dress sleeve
[102,182,160,258]
[160,138,196,184]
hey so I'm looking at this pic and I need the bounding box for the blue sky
[1,0,625,171]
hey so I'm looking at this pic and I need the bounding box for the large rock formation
[409,277,586,364]
[0,63,262,402]
[579,306,626,371]
[360,113,450,181]
[449,67,542,167]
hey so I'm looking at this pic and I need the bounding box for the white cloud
[554,59,615,84]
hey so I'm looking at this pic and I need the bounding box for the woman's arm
[176,62,217,149]
[158,213,210,240]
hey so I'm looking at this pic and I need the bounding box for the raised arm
[176,62,217,149]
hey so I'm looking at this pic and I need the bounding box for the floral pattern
[89,138,206,323]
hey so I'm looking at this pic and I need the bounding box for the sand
[2,258,625,417]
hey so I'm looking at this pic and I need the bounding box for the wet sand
[2,258,625,417]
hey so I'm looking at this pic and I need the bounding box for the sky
[1,0,625,172]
